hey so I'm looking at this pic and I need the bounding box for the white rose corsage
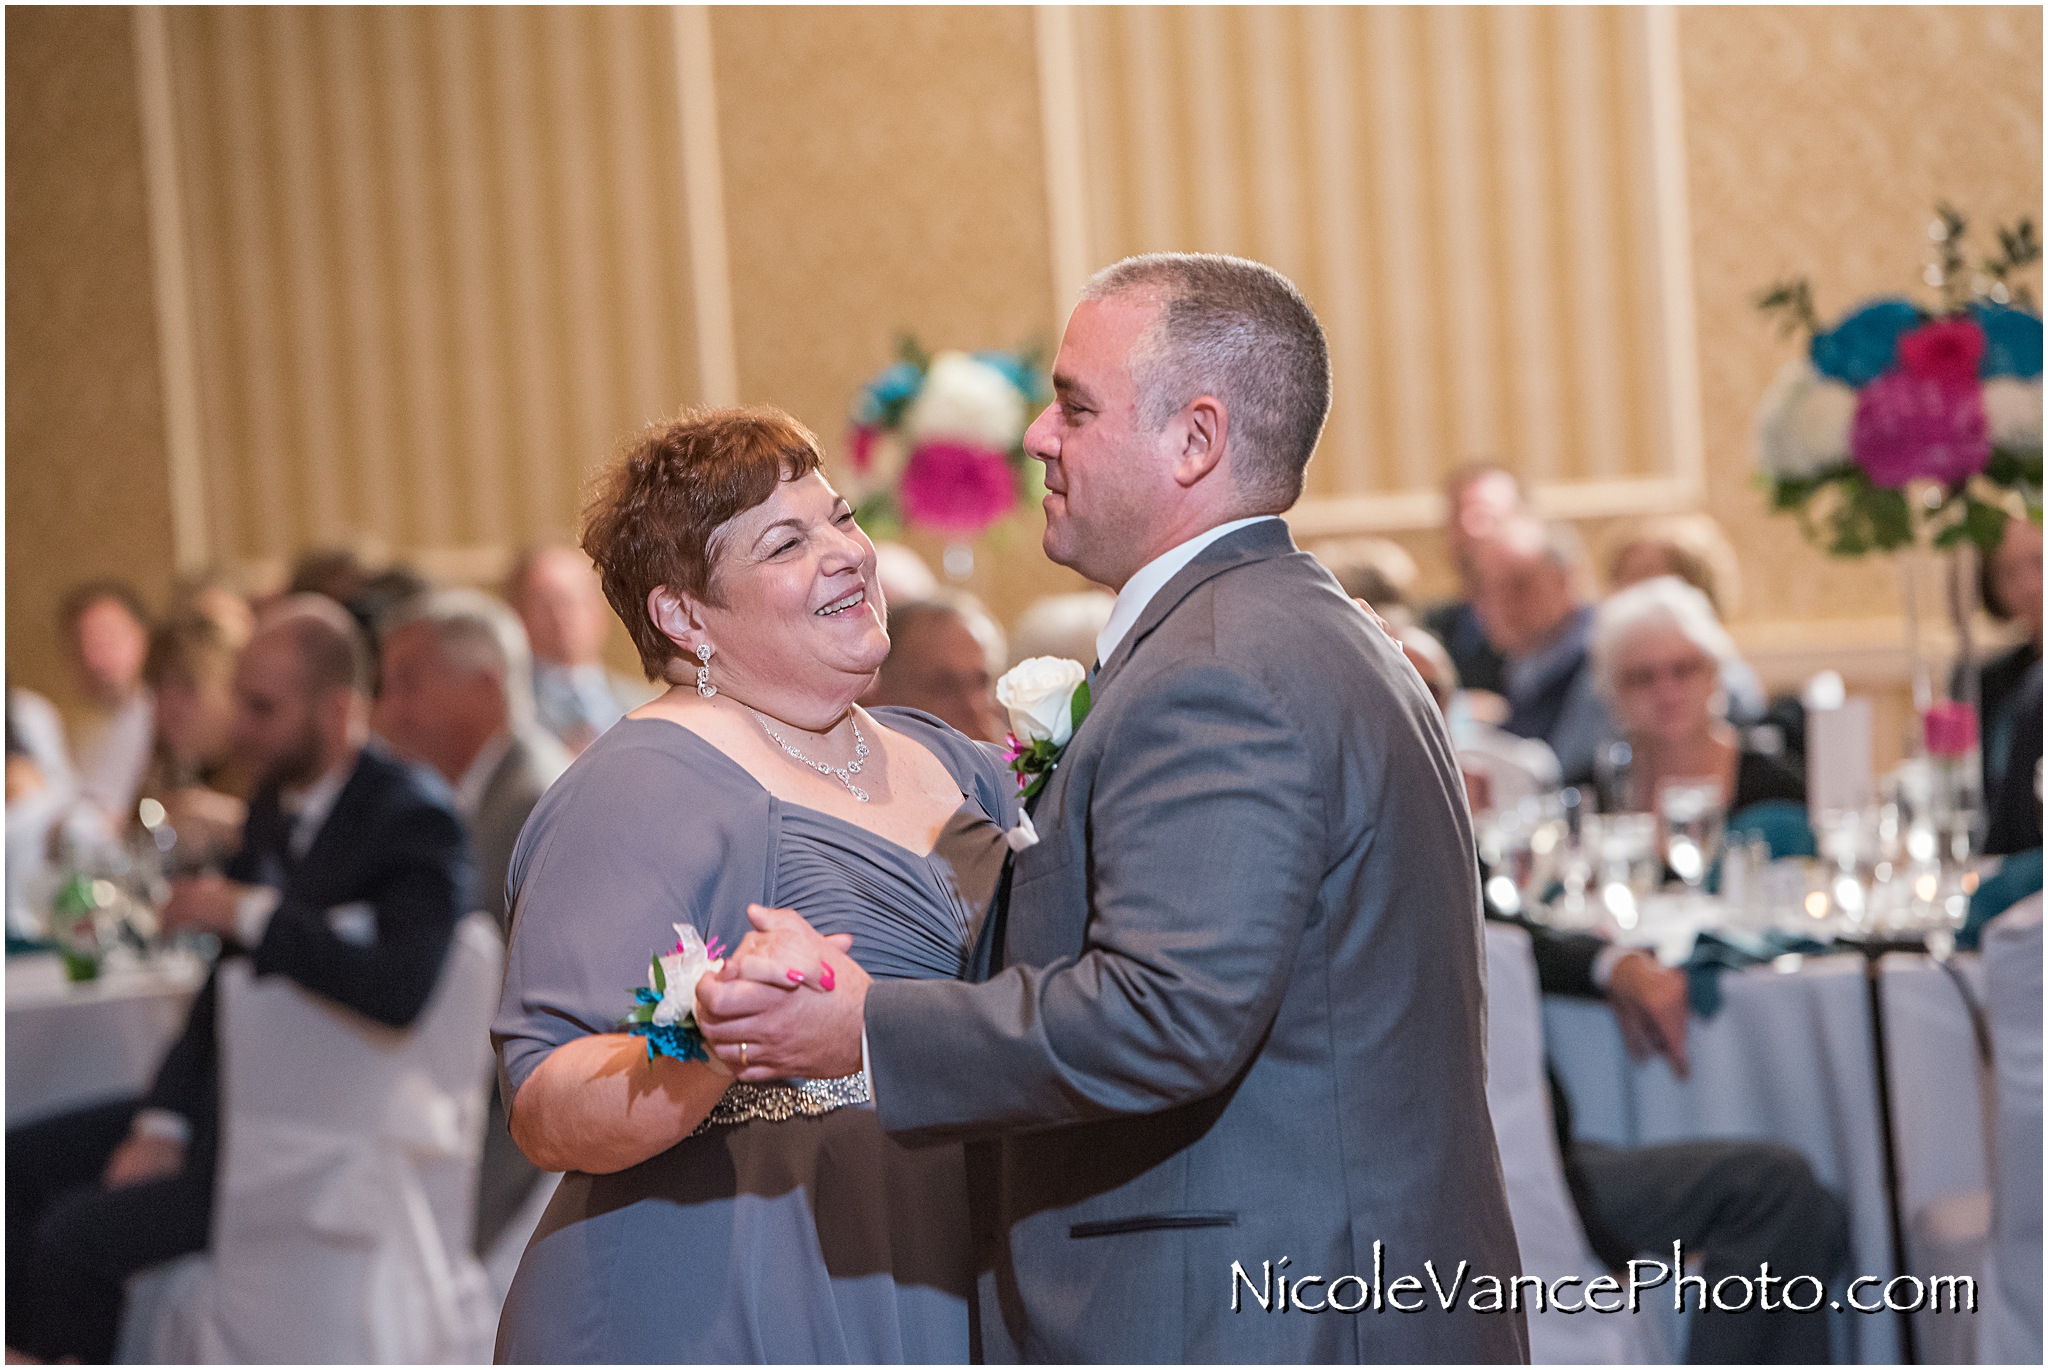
[997,657,1091,807]
[621,923,728,1066]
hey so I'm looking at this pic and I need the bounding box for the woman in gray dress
[492,407,1012,1362]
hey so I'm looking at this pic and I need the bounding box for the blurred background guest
[5,595,470,1365]
[1308,535,1418,618]
[60,581,155,822]
[506,545,649,755]
[1603,512,1766,724]
[871,540,942,607]
[1470,517,1612,786]
[286,546,370,606]
[1007,589,1116,669]
[1423,462,1525,696]
[862,593,1006,743]
[139,613,254,869]
[374,588,567,1258]
[1980,518,2044,856]
[168,570,259,650]
[1591,576,1804,821]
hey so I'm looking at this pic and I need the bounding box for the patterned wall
[160,5,705,577]
[1065,6,1698,533]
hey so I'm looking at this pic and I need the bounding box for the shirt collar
[1096,516,1279,668]
[278,751,359,859]
[454,729,514,821]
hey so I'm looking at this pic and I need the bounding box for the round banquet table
[1545,947,1989,1365]
[7,949,208,1129]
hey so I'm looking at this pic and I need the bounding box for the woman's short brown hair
[583,405,826,678]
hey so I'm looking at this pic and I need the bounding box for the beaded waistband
[691,1072,872,1135]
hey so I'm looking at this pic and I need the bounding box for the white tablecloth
[1545,951,1988,1365]
[7,951,208,1128]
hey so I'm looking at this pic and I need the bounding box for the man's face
[377,622,504,784]
[73,598,149,701]
[229,633,326,790]
[876,611,1002,744]
[1447,472,1521,570]
[1471,539,1578,660]
[1023,296,1175,588]
[517,551,610,667]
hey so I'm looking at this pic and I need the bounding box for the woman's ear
[648,586,706,657]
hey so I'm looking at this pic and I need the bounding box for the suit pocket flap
[1069,1211,1238,1239]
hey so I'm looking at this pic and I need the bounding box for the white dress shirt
[453,730,514,824]
[1094,516,1279,669]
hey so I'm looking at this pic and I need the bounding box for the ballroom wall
[7,6,2041,761]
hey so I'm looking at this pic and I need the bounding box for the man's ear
[1171,395,1229,489]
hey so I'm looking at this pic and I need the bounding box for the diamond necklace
[748,707,871,802]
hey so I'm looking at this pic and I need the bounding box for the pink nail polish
[820,965,836,991]
[786,969,805,984]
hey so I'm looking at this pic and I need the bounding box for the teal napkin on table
[1682,928,1833,1017]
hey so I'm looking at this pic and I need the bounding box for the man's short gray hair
[382,588,535,722]
[1589,575,1739,704]
[1082,252,1331,510]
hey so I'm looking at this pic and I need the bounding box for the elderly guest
[1470,516,1612,785]
[491,407,1009,1361]
[506,546,646,754]
[1604,513,1766,723]
[1591,576,1803,817]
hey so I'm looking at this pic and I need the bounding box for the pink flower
[1923,702,1978,758]
[1896,317,1987,386]
[897,441,1018,538]
[1849,371,1989,487]
[848,425,882,474]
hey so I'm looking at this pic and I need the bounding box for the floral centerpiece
[1754,206,2041,556]
[845,338,1049,576]
[1753,206,2042,783]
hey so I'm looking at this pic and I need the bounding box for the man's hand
[1608,952,1691,1078]
[695,906,869,1082]
[102,1133,184,1190]
[160,875,249,939]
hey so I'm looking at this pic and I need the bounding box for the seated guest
[1423,461,1524,696]
[59,580,156,821]
[1604,512,1766,723]
[376,588,568,1256]
[141,614,253,866]
[1405,653,1850,1363]
[1470,517,1613,785]
[1309,535,1418,616]
[1591,576,1803,818]
[1979,517,2042,840]
[5,596,470,1365]
[506,545,647,754]
[862,594,1006,744]
[1008,589,1115,669]
[168,570,258,650]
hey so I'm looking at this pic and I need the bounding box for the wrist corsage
[996,657,1091,815]
[621,923,729,1069]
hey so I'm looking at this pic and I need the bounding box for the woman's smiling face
[693,470,890,699]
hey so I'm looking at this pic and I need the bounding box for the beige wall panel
[711,6,1088,623]
[1068,5,1679,531]
[6,7,179,712]
[163,5,704,579]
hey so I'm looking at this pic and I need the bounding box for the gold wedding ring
[739,1042,750,1071]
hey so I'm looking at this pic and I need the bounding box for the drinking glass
[1659,778,1725,893]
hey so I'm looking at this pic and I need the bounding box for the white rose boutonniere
[996,657,1091,806]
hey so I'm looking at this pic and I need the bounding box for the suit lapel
[1092,519,1299,698]
[293,752,373,883]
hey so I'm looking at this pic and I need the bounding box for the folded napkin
[1682,928,1833,1017]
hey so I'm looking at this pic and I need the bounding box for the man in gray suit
[700,254,1527,1362]
[377,588,569,1255]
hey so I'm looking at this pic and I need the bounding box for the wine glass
[1659,777,1725,897]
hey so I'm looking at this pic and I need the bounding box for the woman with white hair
[1590,576,1803,817]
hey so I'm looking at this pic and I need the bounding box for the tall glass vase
[1898,544,1984,863]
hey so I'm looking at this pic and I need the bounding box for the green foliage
[1755,278,1821,338]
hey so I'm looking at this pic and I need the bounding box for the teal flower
[1971,303,2043,379]
[1811,299,1922,386]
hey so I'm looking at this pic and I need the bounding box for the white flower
[1755,359,1857,479]
[997,657,1088,747]
[651,922,721,1027]
[904,352,1028,452]
[1983,377,2044,450]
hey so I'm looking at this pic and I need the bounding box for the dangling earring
[695,643,717,698]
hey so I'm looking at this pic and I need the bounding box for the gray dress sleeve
[491,720,774,1103]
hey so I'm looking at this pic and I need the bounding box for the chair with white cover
[1980,893,2042,1364]
[118,913,503,1364]
[1483,922,1672,1363]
